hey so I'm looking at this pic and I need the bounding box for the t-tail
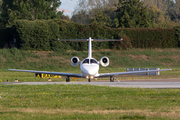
[57,37,123,58]
[88,37,92,58]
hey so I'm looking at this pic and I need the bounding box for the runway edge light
[48,78,52,82]
[14,79,18,82]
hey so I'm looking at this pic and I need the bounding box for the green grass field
[1,48,180,119]
[0,48,180,82]
[0,48,180,71]
[0,84,180,119]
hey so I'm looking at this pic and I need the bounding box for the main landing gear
[66,77,70,82]
[110,76,114,82]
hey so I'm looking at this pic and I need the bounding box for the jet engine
[71,57,80,67]
[100,56,109,67]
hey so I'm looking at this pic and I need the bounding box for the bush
[6,19,179,51]
[13,20,59,51]
[0,28,13,48]
[174,26,180,47]
[118,36,132,50]
[118,28,177,48]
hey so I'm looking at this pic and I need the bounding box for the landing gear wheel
[88,78,91,82]
[66,77,70,82]
[110,76,114,82]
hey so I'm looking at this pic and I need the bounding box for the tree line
[0,0,180,50]
[0,0,63,28]
[71,0,180,28]
[0,0,179,28]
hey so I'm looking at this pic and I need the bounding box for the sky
[59,0,79,18]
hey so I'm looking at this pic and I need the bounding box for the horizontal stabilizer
[58,38,123,41]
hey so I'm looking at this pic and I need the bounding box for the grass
[1,48,180,119]
[0,48,180,82]
[0,84,180,119]
[1,48,180,71]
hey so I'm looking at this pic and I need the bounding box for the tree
[142,0,178,21]
[148,5,170,27]
[0,0,2,14]
[143,0,169,13]
[1,0,63,26]
[71,0,118,25]
[115,0,151,28]
[61,15,71,22]
[169,0,180,22]
[74,0,118,13]
[71,10,92,25]
[91,10,112,27]
[0,0,4,28]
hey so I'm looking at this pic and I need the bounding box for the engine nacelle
[100,56,109,67]
[71,57,80,67]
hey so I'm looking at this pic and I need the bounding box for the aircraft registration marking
[35,73,61,78]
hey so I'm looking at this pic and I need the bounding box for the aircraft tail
[58,37,122,58]
[88,37,92,58]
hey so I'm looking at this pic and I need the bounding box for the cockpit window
[82,59,89,64]
[90,59,98,64]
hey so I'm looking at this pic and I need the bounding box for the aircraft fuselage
[80,57,99,78]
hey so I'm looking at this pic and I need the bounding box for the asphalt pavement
[1,78,180,88]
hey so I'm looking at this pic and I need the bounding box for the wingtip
[166,69,172,71]
[8,69,16,71]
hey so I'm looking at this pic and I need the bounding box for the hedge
[0,28,13,48]
[119,28,177,48]
[174,26,180,47]
[0,19,178,50]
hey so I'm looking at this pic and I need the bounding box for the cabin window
[82,59,89,64]
[90,59,98,64]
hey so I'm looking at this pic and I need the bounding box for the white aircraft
[8,37,171,82]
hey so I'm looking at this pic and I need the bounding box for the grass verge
[1,48,180,82]
[0,84,180,119]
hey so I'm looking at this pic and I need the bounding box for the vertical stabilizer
[88,37,92,58]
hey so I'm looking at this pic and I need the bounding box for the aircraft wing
[98,69,172,78]
[8,69,83,78]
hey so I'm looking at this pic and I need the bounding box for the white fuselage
[80,57,99,78]
[80,37,99,78]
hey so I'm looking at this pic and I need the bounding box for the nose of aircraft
[81,64,99,76]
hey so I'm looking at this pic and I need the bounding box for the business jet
[8,37,171,82]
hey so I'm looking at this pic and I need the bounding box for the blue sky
[60,0,79,18]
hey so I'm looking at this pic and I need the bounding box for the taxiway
[1,78,180,88]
